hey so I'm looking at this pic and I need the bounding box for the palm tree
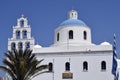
[0,49,48,80]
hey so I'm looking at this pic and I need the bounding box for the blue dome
[60,19,87,26]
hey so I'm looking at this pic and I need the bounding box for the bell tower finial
[68,9,78,19]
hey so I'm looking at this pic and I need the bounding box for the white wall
[33,51,114,80]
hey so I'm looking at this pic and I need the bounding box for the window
[65,62,70,71]
[11,42,16,50]
[57,33,59,41]
[22,30,27,39]
[18,42,23,50]
[83,31,87,40]
[101,61,106,71]
[83,61,88,71]
[20,20,24,27]
[69,30,73,39]
[49,63,53,72]
[72,13,73,16]
[16,30,20,39]
[25,42,30,49]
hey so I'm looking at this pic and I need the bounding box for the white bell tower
[8,15,35,50]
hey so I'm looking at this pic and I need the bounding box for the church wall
[33,51,114,80]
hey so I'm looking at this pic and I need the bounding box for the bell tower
[8,15,35,50]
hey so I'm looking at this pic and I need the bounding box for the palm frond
[30,71,49,79]
[0,66,16,80]
[3,59,15,72]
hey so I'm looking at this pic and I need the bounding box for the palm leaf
[0,66,16,80]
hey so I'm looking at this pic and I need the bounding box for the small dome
[101,41,111,45]
[34,44,42,48]
[60,19,87,26]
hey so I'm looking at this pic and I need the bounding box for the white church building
[8,10,114,80]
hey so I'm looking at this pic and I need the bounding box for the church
[8,10,114,80]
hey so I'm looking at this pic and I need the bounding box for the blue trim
[60,19,86,26]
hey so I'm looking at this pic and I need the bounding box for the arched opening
[18,42,23,50]
[101,61,106,71]
[20,20,24,27]
[69,30,73,39]
[83,61,88,71]
[25,42,30,49]
[65,62,70,71]
[49,63,53,72]
[57,33,59,41]
[11,42,16,50]
[16,30,20,39]
[72,13,73,16]
[22,30,27,39]
[83,31,87,40]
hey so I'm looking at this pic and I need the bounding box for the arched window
[83,61,88,71]
[69,30,73,39]
[20,20,24,27]
[65,62,70,71]
[18,42,23,50]
[72,13,73,16]
[49,63,53,72]
[16,30,20,39]
[22,30,27,39]
[101,61,106,71]
[11,42,16,50]
[83,31,87,40]
[25,42,30,49]
[57,33,59,41]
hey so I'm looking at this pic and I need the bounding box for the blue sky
[0,0,120,77]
